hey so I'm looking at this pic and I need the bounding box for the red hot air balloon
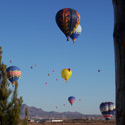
[10,60,13,63]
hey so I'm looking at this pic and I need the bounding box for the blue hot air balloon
[70,24,82,44]
[100,102,115,120]
[68,96,75,105]
[6,66,21,86]
[56,8,80,41]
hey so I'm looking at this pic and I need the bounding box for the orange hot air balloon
[56,8,80,41]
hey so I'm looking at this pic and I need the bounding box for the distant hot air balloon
[30,66,33,69]
[56,78,58,81]
[48,73,50,76]
[79,99,81,102]
[100,102,115,120]
[70,24,82,44]
[6,66,21,86]
[45,82,48,85]
[98,69,101,72]
[61,68,72,82]
[35,64,38,67]
[53,70,55,72]
[10,60,13,63]
[63,104,66,106]
[56,8,80,41]
[68,96,75,105]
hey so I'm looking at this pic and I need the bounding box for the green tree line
[0,46,23,125]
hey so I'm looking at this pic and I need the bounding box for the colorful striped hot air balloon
[56,8,80,41]
[68,96,75,105]
[6,66,21,86]
[100,102,115,120]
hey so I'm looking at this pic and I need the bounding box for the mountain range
[20,104,102,119]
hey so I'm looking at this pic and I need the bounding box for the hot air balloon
[35,64,38,67]
[70,24,82,44]
[10,60,13,63]
[68,96,75,105]
[48,73,50,76]
[56,8,80,41]
[45,82,47,85]
[79,99,81,102]
[52,70,55,72]
[56,78,58,81]
[98,69,101,72]
[30,66,33,69]
[61,68,72,82]
[100,102,115,120]
[6,66,21,86]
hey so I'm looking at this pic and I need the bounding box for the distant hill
[20,104,97,119]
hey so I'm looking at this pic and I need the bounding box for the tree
[23,107,29,125]
[0,46,23,125]
[6,82,23,125]
[112,0,125,124]
[0,47,12,125]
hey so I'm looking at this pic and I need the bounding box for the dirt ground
[26,121,116,125]
[27,123,115,125]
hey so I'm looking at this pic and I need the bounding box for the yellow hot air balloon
[61,68,72,82]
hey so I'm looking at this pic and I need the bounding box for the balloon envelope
[98,69,101,72]
[35,64,38,67]
[6,66,21,86]
[56,8,80,41]
[79,99,81,101]
[68,96,75,105]
[10,60,13,63]
[100,102,115,120]
[70,24,82,43]
[61,68,72,82]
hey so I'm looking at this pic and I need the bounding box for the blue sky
[0,0,115,115]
